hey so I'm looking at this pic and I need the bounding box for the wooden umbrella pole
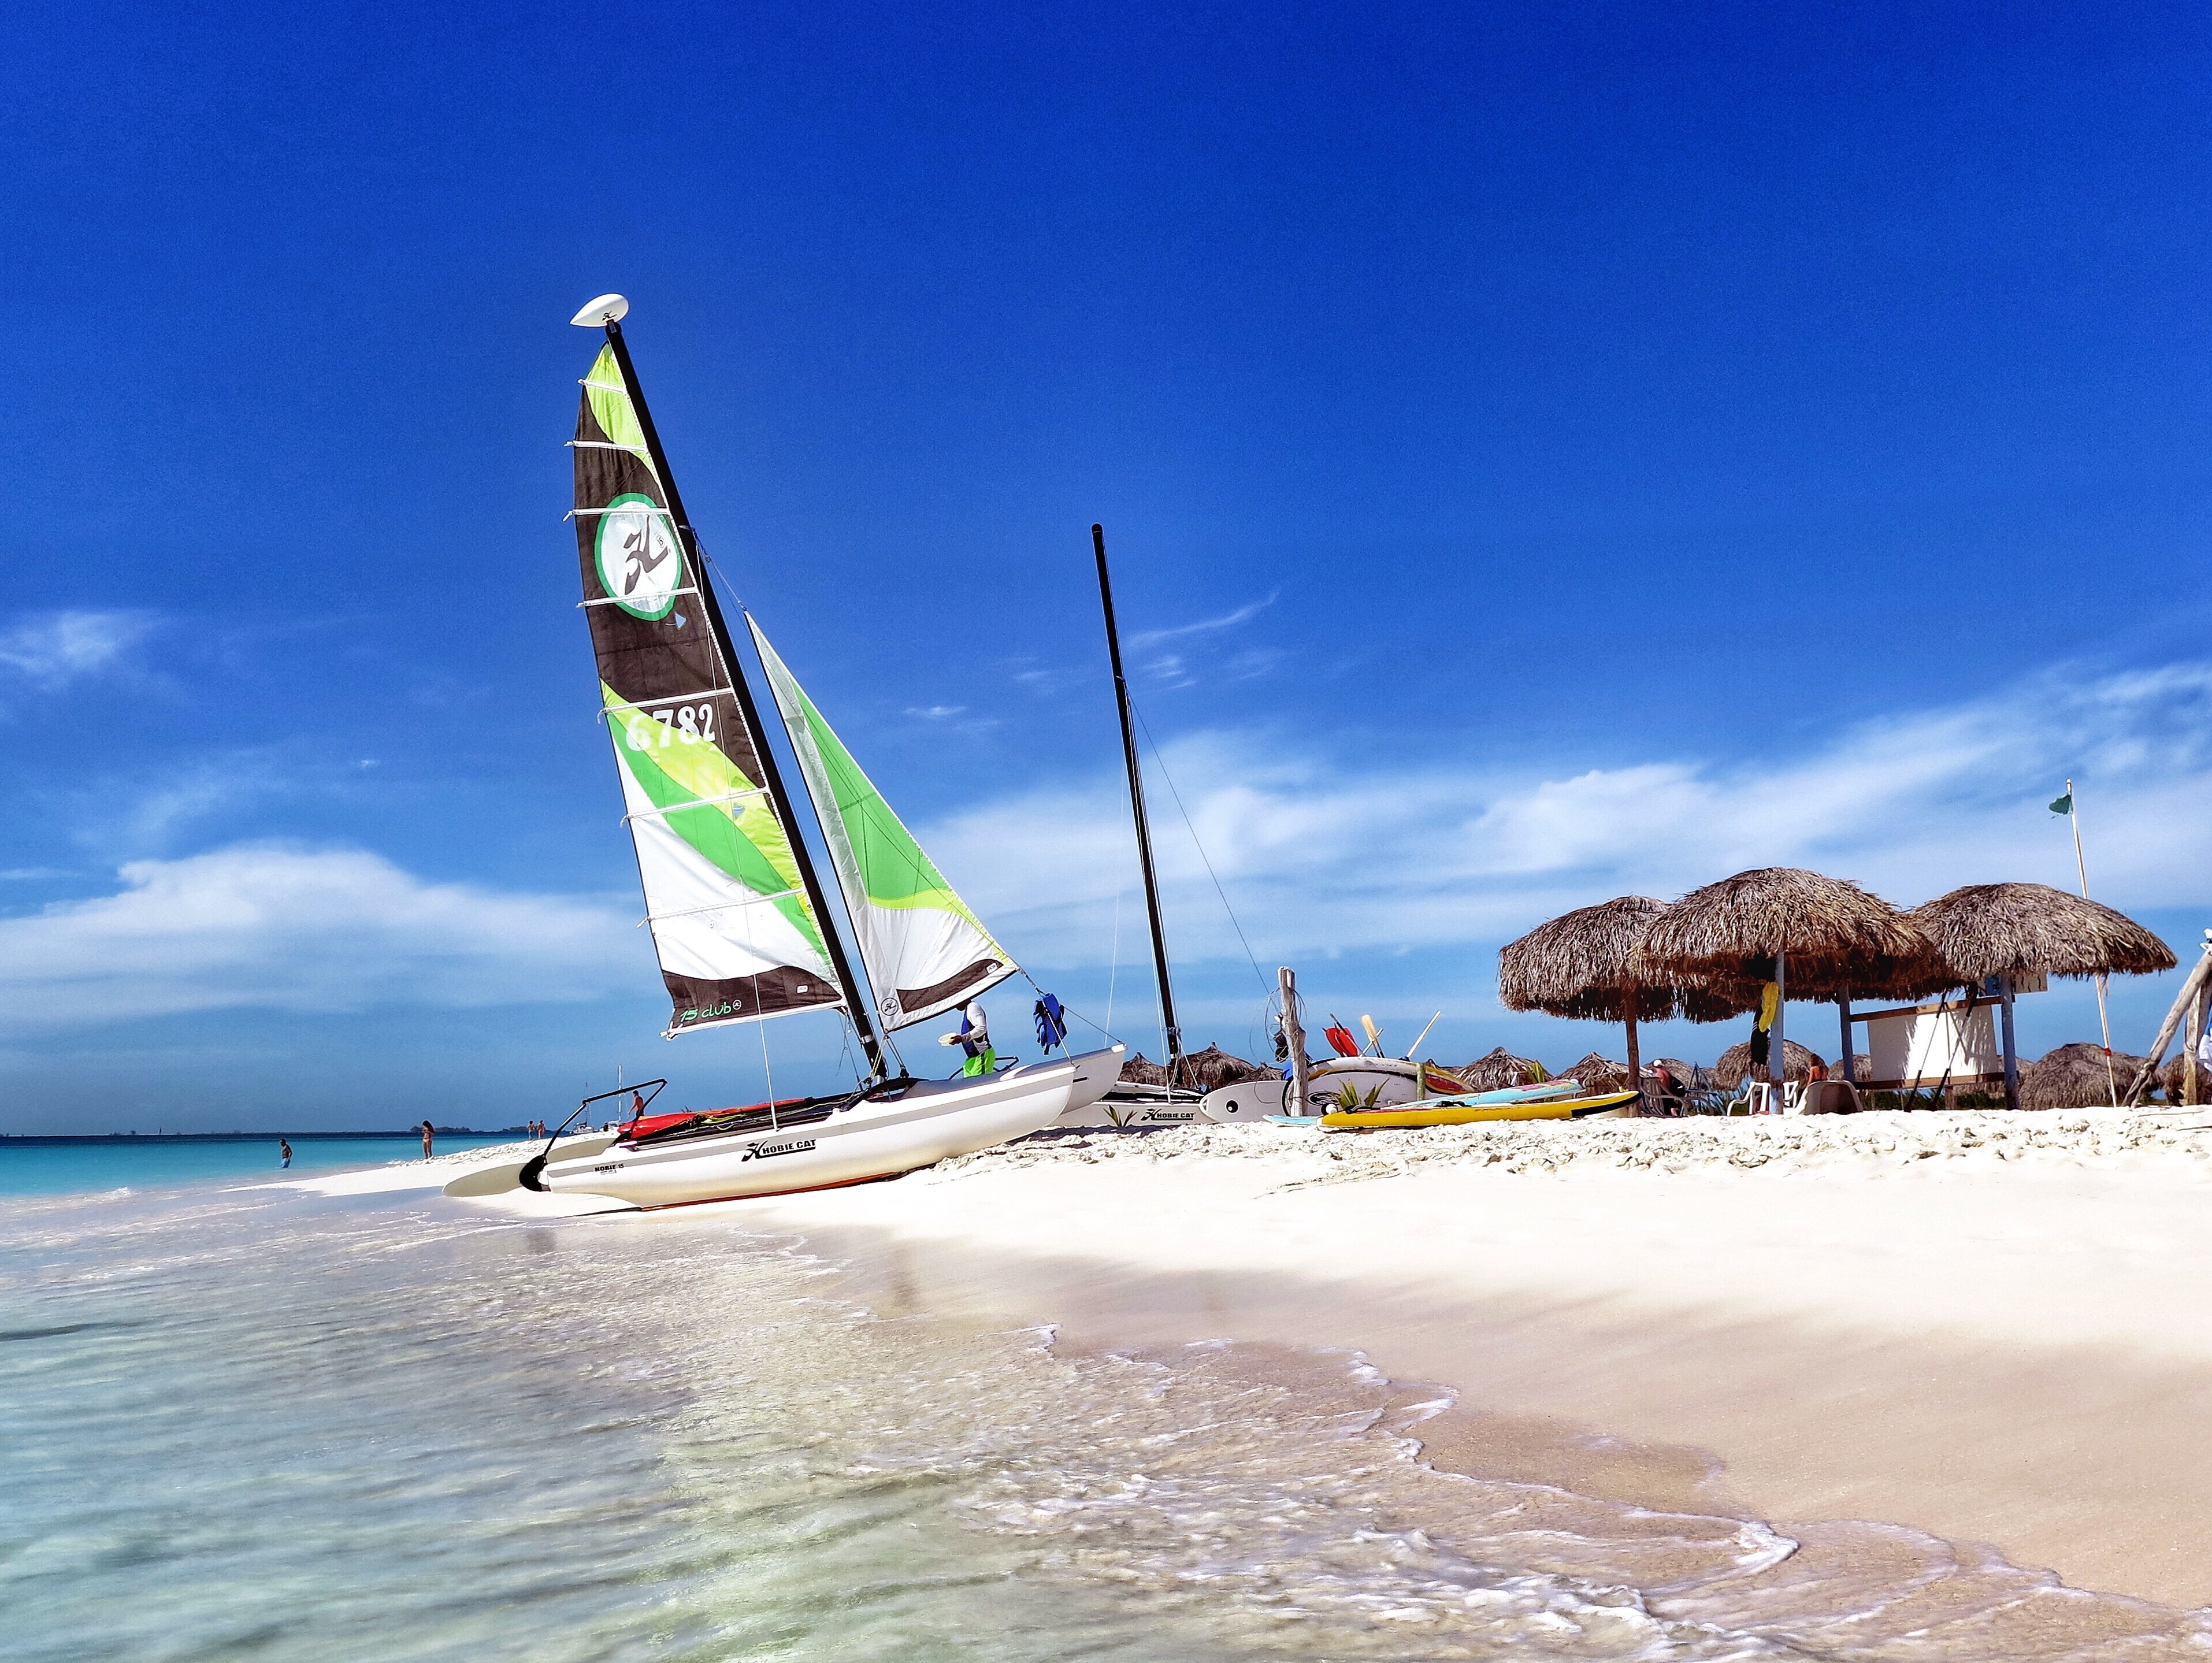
[1999,977,2021,1112]
[1621,975,1642,1115]
[1772,949,1787,1109]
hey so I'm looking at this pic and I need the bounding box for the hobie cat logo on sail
[595,493,684,621]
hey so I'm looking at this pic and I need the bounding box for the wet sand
[378,1109,2212,1613]
[736,1114,2212,1612]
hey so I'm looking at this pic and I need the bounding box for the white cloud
[922,661,2212,972]
[905,704,967,720]
[1127,591,1280,649]
[0,610,156,688]
[0,845,643,1034]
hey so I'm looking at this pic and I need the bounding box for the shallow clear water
[5,1178,2207,1660]
[0,1136,517,1198]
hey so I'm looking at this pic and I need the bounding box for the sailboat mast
[1091,524,1182,1082]
[598,320,888,1080]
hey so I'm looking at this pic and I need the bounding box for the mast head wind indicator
[570,293,630,328]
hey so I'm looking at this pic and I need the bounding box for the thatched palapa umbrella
[1179,1044,1275,1093]
[1635,868,1934,1089]
[1712,1038,1827,1089]
[1456,1046,1549,1090]
[2021,1042,2153,1111]
[1910,883,2177,1108]
[1500,896,1683,1109]
[1117,1045,1271,1092]
[1558,1051,1631,1093]
[1117,1052,1167,1087]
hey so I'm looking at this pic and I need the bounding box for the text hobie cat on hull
[532,295,1121,1207]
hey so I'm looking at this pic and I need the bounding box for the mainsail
[571,344,844,1035]
[750,618,1017,1028]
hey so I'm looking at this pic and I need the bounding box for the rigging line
[758,1018,778,1131]
[1003,956,1124,1049]
[1125,698,1271,992]
[1012,967,1125,1050]
[1105,884,1122,1035]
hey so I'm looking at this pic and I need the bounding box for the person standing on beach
[279,1138,291,1169]
[421,1120,434,1159]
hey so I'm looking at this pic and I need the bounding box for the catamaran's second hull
[535,1052,1094,1208]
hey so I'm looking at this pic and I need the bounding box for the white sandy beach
[355,1111,2212,1612]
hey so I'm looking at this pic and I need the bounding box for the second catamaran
[528,295,1122,1207]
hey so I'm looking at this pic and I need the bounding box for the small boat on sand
[1207,1060,1565,1122]
[1319,1089,1640,1130]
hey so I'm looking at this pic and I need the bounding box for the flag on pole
[2049,790,2073,815]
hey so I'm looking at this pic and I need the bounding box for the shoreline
[328,1111,2212,1614]
[730,1114,2212,1614]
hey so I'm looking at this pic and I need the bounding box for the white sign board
[1865,1001,2002,1089]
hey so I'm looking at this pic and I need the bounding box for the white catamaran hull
[535,1050,1100,1207]
[1200,1058,1427,1122]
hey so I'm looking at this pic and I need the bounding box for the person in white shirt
[938,1000,996,1077]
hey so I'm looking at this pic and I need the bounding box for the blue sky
[4,2,2209,1131]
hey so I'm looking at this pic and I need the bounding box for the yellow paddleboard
[1320,1090,1639,1130]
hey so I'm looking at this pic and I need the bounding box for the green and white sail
[750,617,1016,1028]
[572,344,842,1035]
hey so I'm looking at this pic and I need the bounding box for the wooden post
[2183,932,2210,1108]
[2185,979,2204,1108]
[1621,975,1642,1115]
[2124,950,2212,1105]
[1772,949,1787,1108]
[1279,966,1309,1119]
[1836,996,1854,1083]
[1999,977,2020,1112]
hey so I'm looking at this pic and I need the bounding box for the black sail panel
[572,344,843,1033]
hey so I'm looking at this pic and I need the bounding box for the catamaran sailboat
[526,296,1123,1208]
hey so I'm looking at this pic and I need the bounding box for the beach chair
[1682,1082,1747,1115]
[1642,1069,1687,1117]
[1798,1080,1862,1115]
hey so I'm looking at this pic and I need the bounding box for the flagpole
[2062,778,2118,1108]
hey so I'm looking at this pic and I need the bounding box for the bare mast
[1091,524,1183,1086]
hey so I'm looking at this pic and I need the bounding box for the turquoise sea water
[5,1170,2208,1660]
[0,1135,518,1197]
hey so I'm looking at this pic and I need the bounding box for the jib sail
[751,617,1017,1028]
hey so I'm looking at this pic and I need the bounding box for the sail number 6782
[624,703,718,750]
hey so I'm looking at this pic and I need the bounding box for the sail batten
[748,617,1018,1029]
[571,343,844,1037]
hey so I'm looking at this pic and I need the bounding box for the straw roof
[1909,884,2177,982]
[1120,1046,1275,1091]
[1499,896,1685,1022]
[1710,1038,1827,1087]
[1559,1050,1631,1092]
[1635,868,1931,991]
[1685,951,1957,1010]
[1117,1052,1167,1087]
[2159,1051,2209,1105]
[1182,1044,1275,1092]
[1456,1046,1549,1089]
[2019,1042,2147,1110]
